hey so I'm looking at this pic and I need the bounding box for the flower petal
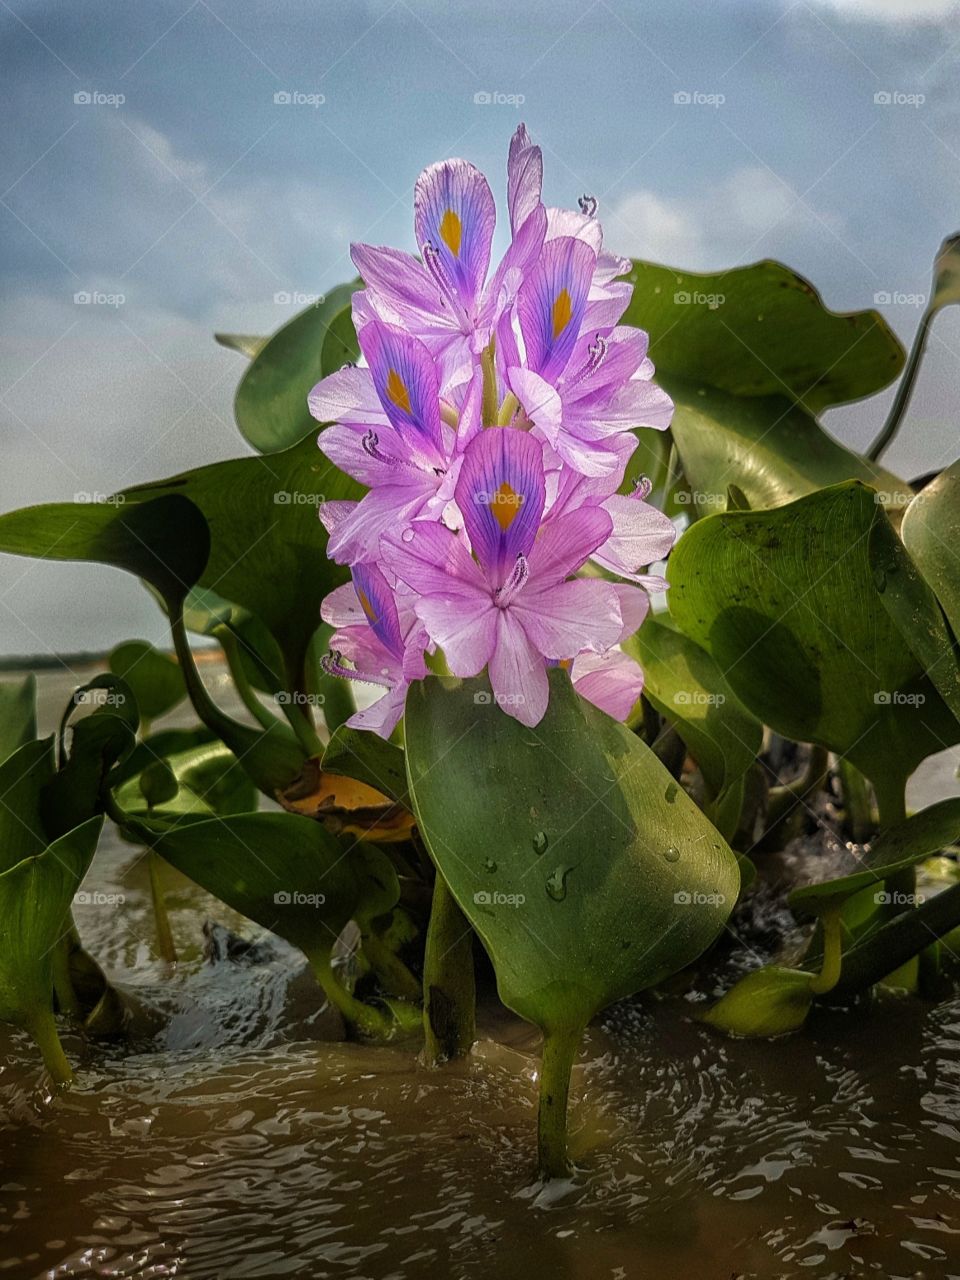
[415,593,497,677]
[507,123,543,235]
[571,650,644,721]
[517,236,596,383]
[358,321,444,459]
[512,578,623,660]
[347,683,408,739]
[382,521,488,599]
[350,243,449,334]
[454,426,546,587]
[527,506,613,584]
[489,609,549,727]
[352,562,404,661]
[414,158,496,313]
[594,494,677,579]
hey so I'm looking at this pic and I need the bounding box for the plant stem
[27,1008,72,1086]
[214,625,284,731]
[810,908,842,995]
[307,951,397,1040]
[148,850,178,964]
[537,1024,583,1180]
[867,305,934,462]
[480,338,498,427]
[51,939,81,1020]
[836,758,873,842]
[831,880,960,996]
[422,874,476,1064]
[874,777,914,915]
[361,933,421,1001]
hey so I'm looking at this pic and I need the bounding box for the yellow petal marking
[357,587,378,625]
[386,368,412,414]
[439,208,462,257]
[490,481,522,531]
[551,288,572,340]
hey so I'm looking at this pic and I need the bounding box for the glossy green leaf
[668,482,960,802]
[233,284,357,453]
[405,671,739,1035]
[0,737,55,872]
[123,433,361,691]
[321,726,409,808]
[790,797,960,915]
[0,674,36,766]
[666,381,912,514]
[108,640,186,724]
[624,616,762,838]
[624,258,909,512]
[702,966,814,1038]
[626,258,904,413]
[138,759,179,809]
[320,305,360,376]
[45,676,138,838]
[869,506,960,723]
[901,458,960,640]
[0,494,210,613]
[0,815,104,1081]
[115,739,257,819]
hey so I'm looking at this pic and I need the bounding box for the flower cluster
[311,125,676,735]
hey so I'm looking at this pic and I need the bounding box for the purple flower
[381,427,646,728]
[320,562,428,738]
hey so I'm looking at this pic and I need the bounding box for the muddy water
[1,666,959,1279]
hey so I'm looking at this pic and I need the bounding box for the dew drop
[663,846,681,863]
[545,866,571,901]
[665,782,678,804]
[483,857,497,873]
[400,526,415,543]
[532,830,549,855]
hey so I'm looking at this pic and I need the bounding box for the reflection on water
[0,666,958,1279]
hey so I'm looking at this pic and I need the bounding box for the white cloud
[811,0,959,20]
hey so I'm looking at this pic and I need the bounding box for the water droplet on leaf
[483,857,497,873]
[545,866,571,901]
[663,846,681,863]
[665,782,678,803]
[400,527,415,543]
[532,831,549,855]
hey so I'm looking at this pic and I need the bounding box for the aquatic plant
[0,127,958,1180]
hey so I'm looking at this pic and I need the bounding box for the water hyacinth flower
[311,123,678,734]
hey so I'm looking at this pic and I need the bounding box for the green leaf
[623,617,762,838]
[626,258,904,413]
[931,233,960,313]
[214,332,268,360]
[702,966,814,1038]
[138,759,179,809]
[321,726,410,808]
[869,506,960,724]
[405,671,739,1035]
[115,739,257,819]
[901,458,960,640]
[0,494,209,613]
[624,258,909,512]
[0,815,104,1081]
[666,381,912,514]
[123,433,361,691]
[790,797,960,916]
[667,482,959,801]
[233,284,358,453]
[0,674,36,766]
[108,640,186,724]
[0,737,55,873]
[320,305,360,376]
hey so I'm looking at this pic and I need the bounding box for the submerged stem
[51,938,81,1020]
[422,874,476,1064]
[27,1008,72,1086]
[537,1024,583,1180]
[148,850,178,965]
[361,933,421,1002]
[307,951,397,1040]
[810,908,842,995]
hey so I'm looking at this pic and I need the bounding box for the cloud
[606,166,830,273]
[810,0,959,20]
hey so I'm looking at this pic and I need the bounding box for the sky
[1,0,959,656]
